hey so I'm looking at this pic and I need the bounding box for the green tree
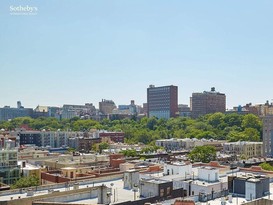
[227,130,243,142]
[224,114,243,127]
[11,176,40,189]
[188,145,216,163]
[207,113,226,129]
[120,149,138,157]
[140,145,163,154]
[92,142,109,153]
[259,162,273,171]
[0,113,262,146]
[98,142,109,153]
[196,131,217,139]
[243,128,260,141]
[242,114,262,132]
[71,119,100,131]
[146,117,158,130]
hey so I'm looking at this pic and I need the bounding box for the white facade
[139,179,167,198]
[175,179,228,196]
[164,162,192,177]
[198,167,219,182]
[191,180,228,196]
[156,138,224,151]
[245,180,257,201]
[172,177,187,190]
[123,170,139,189]
[155,139,184,151]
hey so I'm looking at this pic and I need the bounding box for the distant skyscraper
[263,115,273,157]
[147,85,178,119]
[190,87,226,118]
[99,99,116,115]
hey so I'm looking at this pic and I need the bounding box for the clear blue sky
[0,0,273,109]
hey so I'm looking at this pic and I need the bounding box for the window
[167,187,171,195]
[160,188,164,197]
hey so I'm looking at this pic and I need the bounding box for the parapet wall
[0,187,96,205]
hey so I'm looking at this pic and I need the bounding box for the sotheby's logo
[10,5,38,15]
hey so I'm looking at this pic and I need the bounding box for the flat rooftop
[0,178,139,204]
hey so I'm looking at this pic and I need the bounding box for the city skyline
[1,1,273,109]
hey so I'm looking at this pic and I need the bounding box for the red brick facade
[99,132,124,143]
[109,153,125,168]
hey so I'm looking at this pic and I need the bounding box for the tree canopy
[11,176,40,189]
[188,145,217,163]
[259,162,273,171]
[0,113,262,145]
[92,142,110,153]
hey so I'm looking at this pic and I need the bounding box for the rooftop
[198,166,217,170]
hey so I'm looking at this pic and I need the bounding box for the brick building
[99,131,124,143]
[190,87,226,118]
[147,85,178,119]
[99,99,116,115]
[78,137,101,152]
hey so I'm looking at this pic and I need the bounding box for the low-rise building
[61,103,96,119]
[139,178,173,198]
[123,169,139,189]
[20,162,43,184]
[0,138,20,185]
[18,147,49,160]
[108,143,145,153]
[192,161,230,175]
[223,141,263,159]
[99,131,124,143]
[156,138,225,152]
[197,167,219,182]
[228,173,270,200]
[164,162,192,177]
[14,129,124,152]
[119,162,135,172]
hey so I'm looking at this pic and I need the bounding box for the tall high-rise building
[147,85,178,119]
[190,87,226,118]
[263,115,273,157]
